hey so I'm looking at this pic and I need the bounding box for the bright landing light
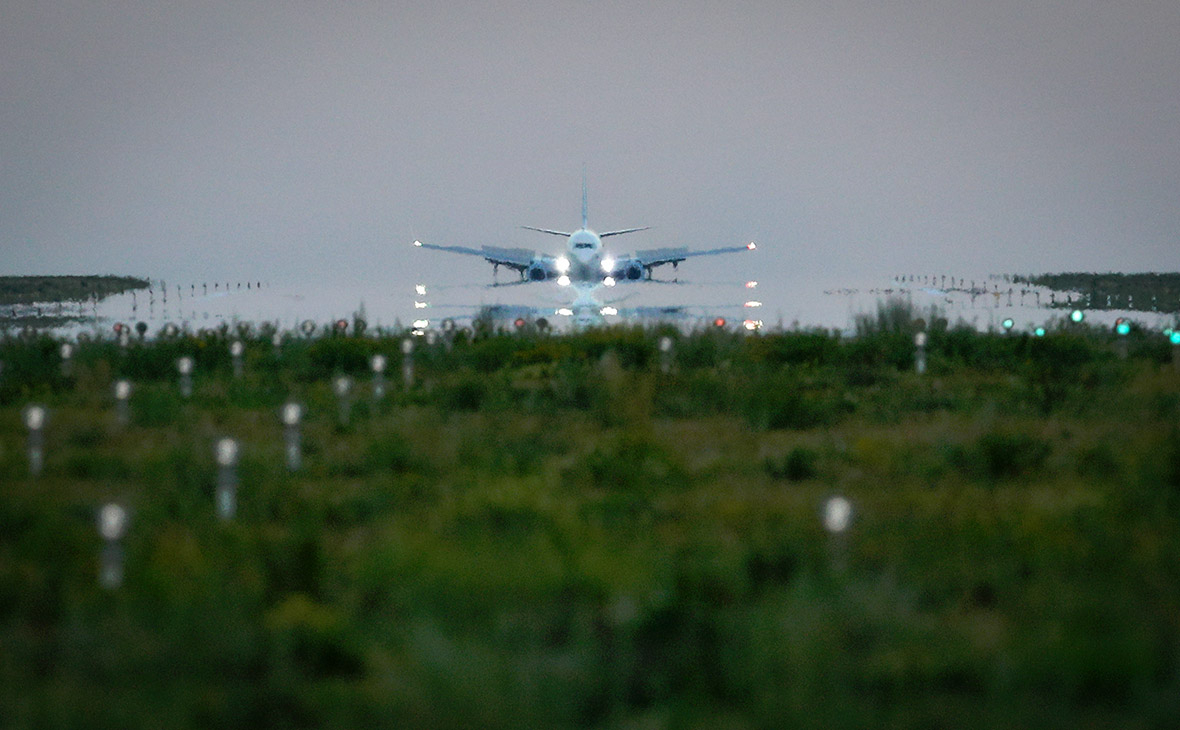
[745,281,758,289]
[746,241,757,250]
[600,306,618,316]
[557,308,573,316]
[601,257,615,272]
[413,240,422,247]
[557,275,571,287]
[415,284,427,296]
[603,276,616,287]
[743,301,763,308]
[555,256,570,273]
[414,301,428,309]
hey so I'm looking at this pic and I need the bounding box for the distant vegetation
[0,275,149,306]
[1015,272,1180,312]
[2,312,1179,727]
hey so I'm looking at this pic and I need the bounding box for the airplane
[412,177,756,289]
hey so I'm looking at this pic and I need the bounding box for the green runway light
[1070,309,1084,323]
[1171,331,1180,346]
[1116,322,1131,336]
[1034,327,1046,337]
[1001,318,1014,331]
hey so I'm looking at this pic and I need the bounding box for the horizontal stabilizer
[600,226,650,238]
[521,226,571,238]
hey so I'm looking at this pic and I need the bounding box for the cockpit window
[574,242,593,249]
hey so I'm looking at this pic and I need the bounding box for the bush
[765,446,819,481]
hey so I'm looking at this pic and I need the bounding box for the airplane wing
[414,241,558,279]
[607,242,756,281]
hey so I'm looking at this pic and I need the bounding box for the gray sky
[3,1,1179,319]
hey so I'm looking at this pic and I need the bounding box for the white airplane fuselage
[555,228,631,288]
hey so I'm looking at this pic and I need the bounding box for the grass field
[2,320,1179,728]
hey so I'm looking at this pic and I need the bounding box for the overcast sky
[2,1,1178,318]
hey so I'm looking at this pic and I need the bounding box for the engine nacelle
[527,263,548,281]
[625,263,644,280]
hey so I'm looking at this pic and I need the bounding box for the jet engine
[625,263,644,280]
[527,263,548,281]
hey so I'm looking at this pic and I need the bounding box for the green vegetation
[2,318,1179,728]
[1015,272,1180,313]
[0,275,149,306]
[0,275,150,330]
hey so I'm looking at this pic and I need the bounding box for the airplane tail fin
[524,170,648,237]
[581,167,588,229]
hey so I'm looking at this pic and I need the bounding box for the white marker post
[177,356,194,398]
[401,338,414,390]
[214,438,239,520]
[822,495,854,572]
[97,502,128,589]
[60,342,74,378]
[334,375,353,427]
[914,331,928,375]
[23,405,47,477]
[230,340,244,378]
[113,379,132,426]
[280,402,303,471]
[658,335,674,374]
[272,332,283,357]
[371,354,388,401]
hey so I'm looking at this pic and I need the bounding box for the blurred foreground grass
[1,322,1179,728]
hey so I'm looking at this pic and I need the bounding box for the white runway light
[823,496,853,534]
[334,376,354,426]
[113,379,132,426]
[280,402,303,470]
[60,342,74,377]
[659,336,674,374]
[177,356,194,398]
[401,338,415,389]
[230,340,244,378]
[371,354,388,400]
[97,502,128,589]
[23,404,47,477]
[214,438,239,520]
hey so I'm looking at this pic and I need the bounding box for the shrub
[765,446,819,481]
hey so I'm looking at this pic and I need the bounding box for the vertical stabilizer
[581,166,588,230]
